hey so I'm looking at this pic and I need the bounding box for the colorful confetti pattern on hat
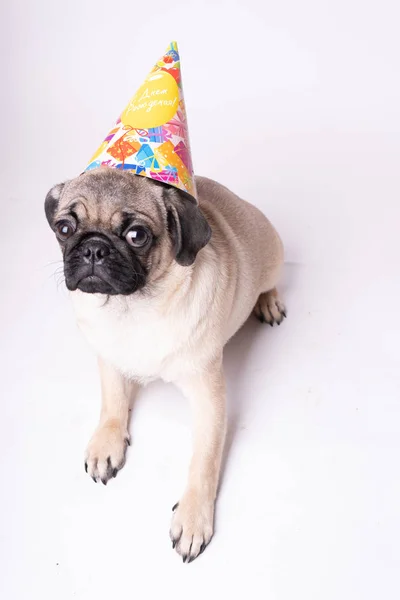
[85,41,196,199]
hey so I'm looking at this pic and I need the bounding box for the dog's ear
[44,182,67,228]
[162,187,211,266]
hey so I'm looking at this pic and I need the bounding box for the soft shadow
[218,262,300,491]
[219,316,270,489]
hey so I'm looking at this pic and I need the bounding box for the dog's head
[45,168,211,295]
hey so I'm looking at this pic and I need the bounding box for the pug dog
[45,167,285,562]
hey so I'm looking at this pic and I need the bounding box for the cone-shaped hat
[85,41,196,200]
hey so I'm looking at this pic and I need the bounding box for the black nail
[188,539,193,558]
[182,554,187,563]
[282,310,287,318]
[84,462,88,473]
[259,314,266,323]
[269,322,274,327]
[199,542,206,555]
[172,502,179,512]
[112,468,118,478]
[125,438,131,446]
[101,479,107,486]
[172,540,176,549]
[92,476,97,483]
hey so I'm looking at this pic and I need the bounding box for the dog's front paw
[84,419,130,485]
[170,489,214,563]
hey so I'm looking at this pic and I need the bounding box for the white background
[2,1,400,598]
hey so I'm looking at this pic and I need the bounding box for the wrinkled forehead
[58,169,166,233]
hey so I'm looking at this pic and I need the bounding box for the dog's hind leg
[254,287,287,326]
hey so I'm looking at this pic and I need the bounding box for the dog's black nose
[81,239,110,264]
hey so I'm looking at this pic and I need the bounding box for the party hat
[85,41,196,200]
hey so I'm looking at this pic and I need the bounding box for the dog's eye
[125,226,150,248]
[56,221,75,240]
